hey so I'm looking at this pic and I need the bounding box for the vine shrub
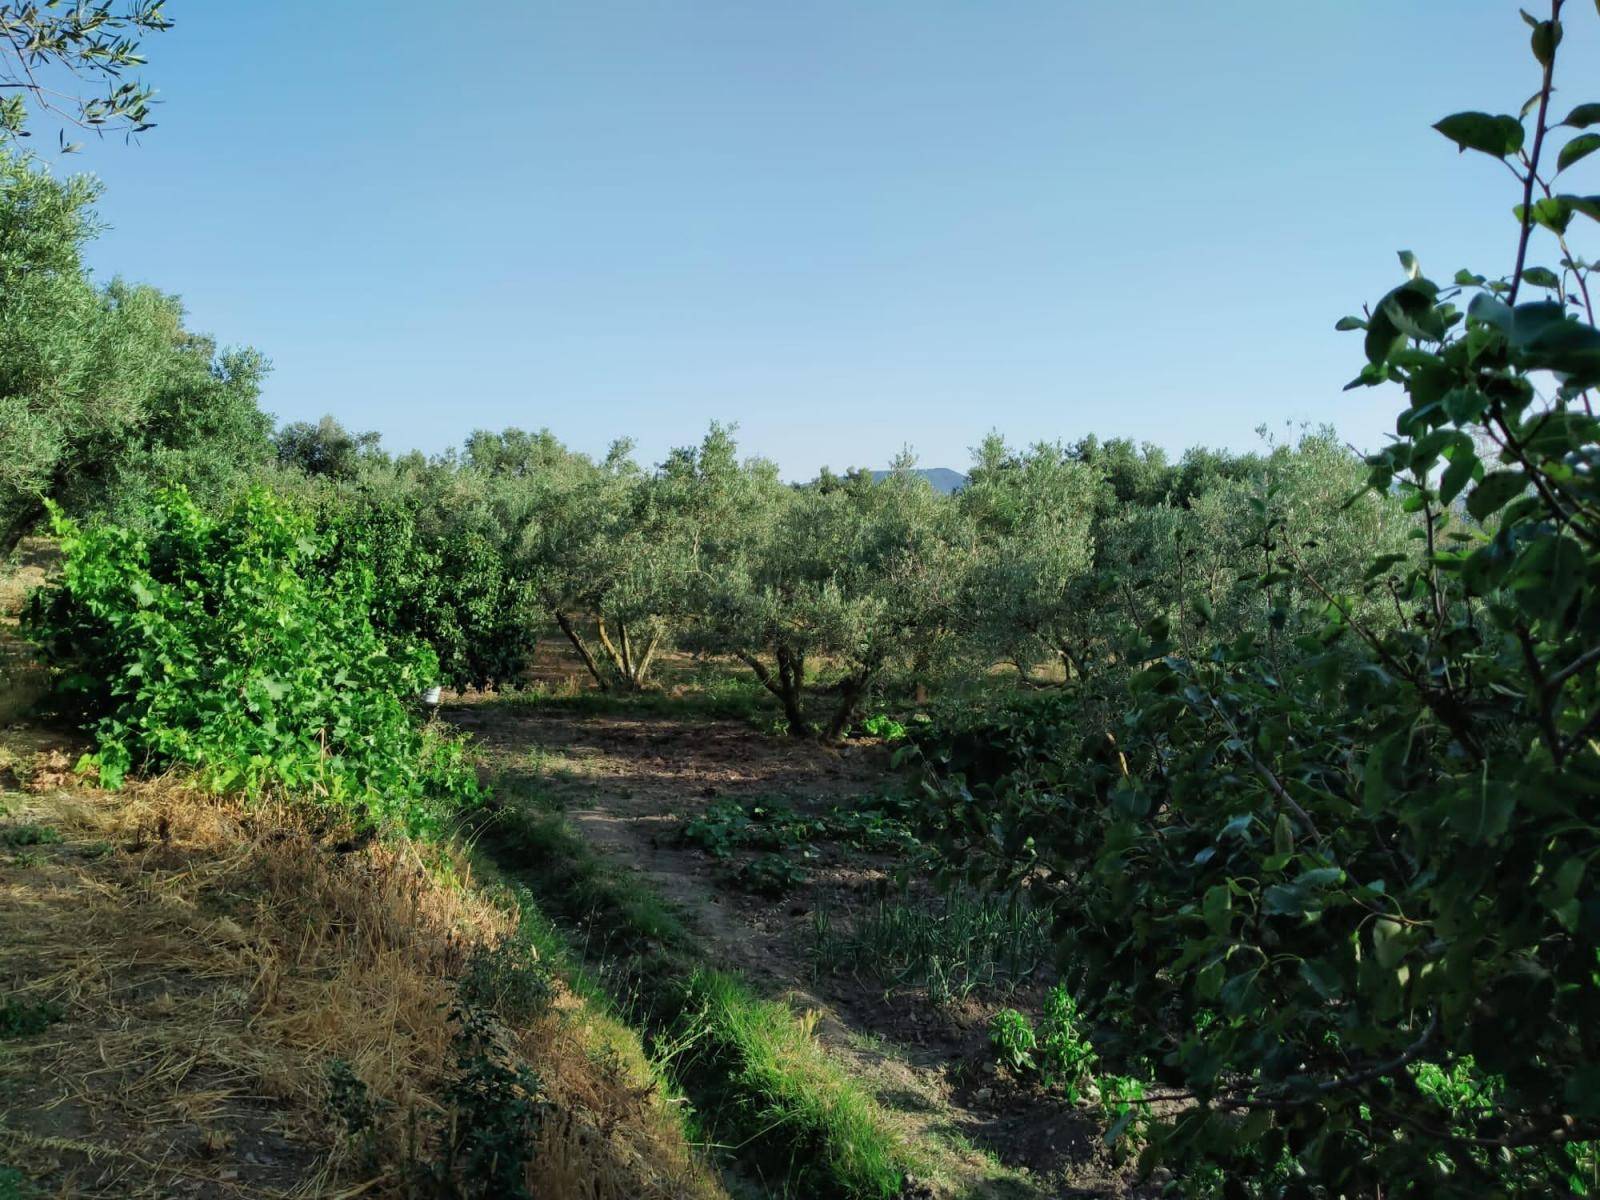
[918,5,1599,1194]
[23,487,481,834]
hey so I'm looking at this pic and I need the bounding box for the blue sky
[57,2,1600,478]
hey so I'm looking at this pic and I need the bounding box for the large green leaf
[1511,533,1586,621]
[1561,102,1600,128]
[1448,783,1517,844]
[1466,470,1528,521]
[1433,111,1525,157]
[1557,131,1600,173]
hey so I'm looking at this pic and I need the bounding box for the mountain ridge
[869,467,967,494]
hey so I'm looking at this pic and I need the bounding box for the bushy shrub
[23,487,481,834]
[319,485,541,692]
[917,7,1600,1193]
[458,938,556,1023]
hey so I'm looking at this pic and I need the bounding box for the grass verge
[476,801,917,1199]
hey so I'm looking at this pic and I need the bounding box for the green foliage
[0,996,61,1039]
[1099,1076,1150,1148]
[810,891,1051,1003]
[431,1002,548,1200]
[310,459,541,691]
[23,487,481,833]
[324,1056,383,1170]
[457,938,556,1023]
[0,151,271,555]
[274,415,382,481]
[987,1009,1037,1074]
[0,824,60,847]
[987,987,1098,1101]
[912,7,1600,1194]
[0,2,171,146]
[0,1166,33,1200]
[729,850,808,897]
[694,448,974,740]
[858,712,907,741]
[1036,985,1096,1101]
[678,795,919,886]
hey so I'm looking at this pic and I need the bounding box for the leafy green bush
[23,487,481,834]
[916,6,1600,1193]
[314,472,541,691]
[1099,1076,1150,1148]
[0,997,62,1040]
[1036,985,1096,1100]
[858,712,908,741]
[458,938,556,1023]
[1,151,271,557]
[0,825,60,847]
[432,1003,548,1200]
[987,987,1098,1100]
[987,1009,1037,1074]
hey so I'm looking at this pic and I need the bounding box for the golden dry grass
[0,755,725,1199]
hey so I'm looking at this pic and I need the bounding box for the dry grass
[0,751,725,1199]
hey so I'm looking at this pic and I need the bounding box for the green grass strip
[476,802,914,1199]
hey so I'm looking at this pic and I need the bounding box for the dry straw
[0,764,724,1199]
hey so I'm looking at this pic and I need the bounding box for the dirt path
[448,703,885,987]
[447,698,1152,1199]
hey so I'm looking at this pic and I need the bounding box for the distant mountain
[871,467,967,495]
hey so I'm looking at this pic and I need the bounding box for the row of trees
[261,413,1407,742]
[1,149,1412,747]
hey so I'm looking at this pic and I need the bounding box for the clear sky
[57,2,1600,478]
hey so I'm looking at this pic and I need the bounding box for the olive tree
[957,434,1102,679]
[1,1,171,147]
[1,152,271,554]
[705,456,974,739]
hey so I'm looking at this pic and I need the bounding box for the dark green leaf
[1448,784,1516,844]
[1557,194,1600,223]
[1300,958,1343,1000]
[1557,131,1600,173]
[1372,918,1409,969]
[1433,112,1525,158]
[1439,450,1479,505]
[1273,812,1294,856]
[1467,292,1513,332]
[1530,19,1561,67]
[1511,533,1585,621]
[1514,196,1574,235]
[1561,102,1600,128]
[1466,470,1528,521]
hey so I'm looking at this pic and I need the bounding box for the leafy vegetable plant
[24,487,481,834]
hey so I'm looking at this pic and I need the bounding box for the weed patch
[811,891,1051,1003]
[678,795,919,894]
[0,997,61,1039]
[0,825,59,848]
